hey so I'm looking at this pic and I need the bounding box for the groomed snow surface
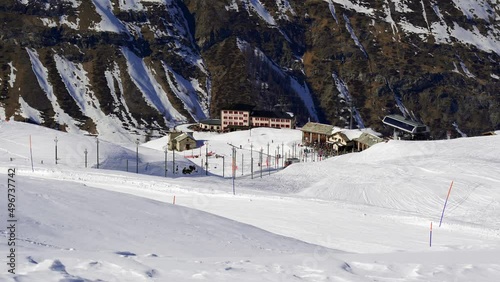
[1,121,500,281]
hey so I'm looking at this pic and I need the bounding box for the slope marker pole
[439,180,454,227]
[29,135,34,172]
[429,222,433,247]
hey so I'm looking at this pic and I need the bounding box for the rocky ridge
[0,0,498,141]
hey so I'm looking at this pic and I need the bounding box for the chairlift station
[383,114,430,140]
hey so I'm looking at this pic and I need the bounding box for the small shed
[168,132,197,151]
[355,132,384,151]
[199,119,221,132]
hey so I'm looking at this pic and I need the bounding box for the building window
[223,110,228,114]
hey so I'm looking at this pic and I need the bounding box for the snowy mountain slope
[322,0,499,55]
[1,121,500,280]
[237,38,319,121]
[121,47,188,127]
[0,0,499,140]
[103,61,139,128]
[0,176,353,282]
[25,49,82,134]
[162,62,209,122]
[54,53,137,143]
[90,0,129,33]
[0,0,211,143]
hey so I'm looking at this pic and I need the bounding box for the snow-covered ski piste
[1,121,500,281]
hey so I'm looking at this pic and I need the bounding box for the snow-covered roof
[199,119,221,125]
[174,132,196,142]
[341,129,363,140]
[301,122,333,134]
[356,132,384,147]
[331,127,382,141]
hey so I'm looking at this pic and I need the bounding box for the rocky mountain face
[0,0,498,142]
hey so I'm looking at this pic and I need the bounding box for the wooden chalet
[300,122,334,145]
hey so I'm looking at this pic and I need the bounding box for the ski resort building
[199,119,222,132]
[220,104,295,132]
[301,122,384,153]
[220,104,254,132]
[250,110,295,129]
[300,122,334,145]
